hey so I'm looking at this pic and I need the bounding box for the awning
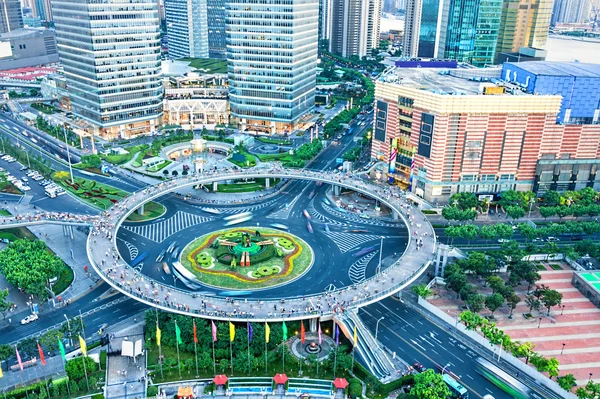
[273,374,288,385]
[177,386,193,398]
[333,378,349,389]
[213,375,228,385]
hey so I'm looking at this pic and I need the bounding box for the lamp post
[375,317,385,341]
[376,236,384,274]
[63,124,74,184]
[589,373,593,382]
[64,314,73,347]
[538,317,542,328]
[561,343,566,355]
[441,363,451,375]
[561,305,566,315]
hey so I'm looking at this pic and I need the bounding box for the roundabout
[179,227,314,290]
[81,166,437,321]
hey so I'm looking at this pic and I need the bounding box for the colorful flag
[247,322,253,343]
[353,326,358,346]
[37,342,46,366]
[0,363,3,378]
[282,321,288,341]
[265,322,270,343]
[318,323,322,344]
[335,324,339,346]
[301,321,306,345]
[79,335,87,356]
[58,339,66,361]
[193,320,198,344]
[229,322,235,342]
[211,320,217,342]
[175,321,183,345]
[15,346,23,371]
[156,324,162,347]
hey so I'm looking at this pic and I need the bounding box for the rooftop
[0,27,52,40]
[505,61,600,78]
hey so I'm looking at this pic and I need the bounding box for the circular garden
[180,227,314,290]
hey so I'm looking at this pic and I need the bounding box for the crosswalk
[325,231,382,253]
[117,238,138,261]
[123,211,212,243]
[306,204,347,226]
[321,203,399,227]
[348,252,377,283]
[197,199,278,215]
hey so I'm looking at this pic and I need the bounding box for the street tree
[0,344,12,361]
[0,289,14,324]
[449,192,478,210]
[495,224,515,240]
[507,294,521,318]
[511,341,535,363]
[557,374,576,391]
[541,289,563,315]
[529,353,549,373]
[546,357,560,380]
[410,369,451,399]
[539,206,557,219]
[446,272,468,298]
[485,293,505,316]
[524,271,542,293]
[465,293,485,313]
[518,223,538,241]
[543,190,561,207]
[412,284,433,299]
[506,205,526,220]
[80,154,102,169]
[525,295,541,313]
[479,225,498,242]
[486,276,505,293]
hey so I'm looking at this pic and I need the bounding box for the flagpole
[193,320,199,378]
[212,320,217,376]
[264,322,268,375]
[281,341,285,373]
[156,310,163,379]
[247,325,251,376]
[175,320,182,379]
[212,334,216,376]
[79,310,86,339]
[229,321,234,377]
[81,347,90,391]
[333,345,338,378]
[36,341,51,399]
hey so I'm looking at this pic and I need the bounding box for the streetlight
[64,314,73,346]
[63,124,74,184]
[375,317,385,341]
[561,305,566,315]
[561,343,566,355]
[376,236,384,274]
[538,317,542,328]
[441,363,451,375]
[589,373,593,382]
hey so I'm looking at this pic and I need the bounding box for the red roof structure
[213,375,228,385]
[273,374,288,385]
[333,378,349,389]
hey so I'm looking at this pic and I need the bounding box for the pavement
[106,323,146,399]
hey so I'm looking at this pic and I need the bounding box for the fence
[418,297,577,399]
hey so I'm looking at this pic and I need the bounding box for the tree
[446,272,468,298]
[506,205,526,220]
[529,353,549,373]
[525,295,541,313]
[546,357,560,379]
[495,224,515,240]
[0,289,14,324]
[486,276,505,293]
[80,154,102,169]
[163,169,169,176]
[518,223,539,241]
[485,293,504,316]
[511,341,535,363]
[539,206,557,219]
[65,356,98,381]
[449,192,478,210]
[543,190,561,207]
[479,225,498,242]
[523,271,541,293]
[465,293,485,313]
[0,344,12,361]
[409,369,451,399]
[412,284,433,299]
[541,289,563,315]
[507,294,521,318]
[171,170,178,176]
[557,374,576,391]
[60,316,86,338]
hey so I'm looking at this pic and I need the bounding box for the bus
[442,374,469,399]
[474,357,533,399]
[302,209,311,219]
[130,252,149,267]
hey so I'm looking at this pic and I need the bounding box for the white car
[21,314,38,325]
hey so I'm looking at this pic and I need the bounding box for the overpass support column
[309,318,317,332]
[213,181,218,192]
[137,204,145,215]
[70,226,74,240]
[392,211,399,220]
[333,185,341,196]
[265,178,270,188]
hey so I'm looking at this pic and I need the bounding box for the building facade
[372,64,600,203]
[226,0,318,134]
[52,0,163,140]
[495,0,553,62]
[165,0,209,59]
[326,0,381,58]
[0,28,58,70]
[0,0,23,33]
[552,0,591,25]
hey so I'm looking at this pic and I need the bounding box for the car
[497,238,509,243]
[533,237,544,243]
[413,362,427,372]
[21,177,28,183]
[336,135,342,140]
[19,166,28,171]
[21,314,38,325]
[546,237,560,242]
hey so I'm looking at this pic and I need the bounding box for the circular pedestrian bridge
[90,167,437,321]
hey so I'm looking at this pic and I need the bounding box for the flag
[193,320,198,344]
[0,363,3,378]
[58,339,66,361]
[79,335,87,356]
[353,326,358,346]
[335,324,339,346]
[318,323,322,344]
[156,324,162,347]
[15,346,23,371]
[211,320,217,342]
[282,321,288,341]
[247,322,253,343]
[265,322,270,343]
[175,322,183,345]
[37,342,46,366]
[229,322,235,342]
[301,321,306,345]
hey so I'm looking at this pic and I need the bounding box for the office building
[226,0,318,134]
[372,62,600,203]
[552,0,591,25]
[165,0,209,59]
[207,0,226,58]
[0,0,23,33]
[0,28,58,70]
[318,0,332,43]
[328,0,381,58]
[52,0,163,140]
[495,0,553,62]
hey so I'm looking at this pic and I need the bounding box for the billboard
[417,113,434,158]
[389,138,398,174]
[374,100,388,142]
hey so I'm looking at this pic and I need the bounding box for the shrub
[147,386,159,397]
[91,395,105,399]
[100,350,107,369]
[349,382,362,398]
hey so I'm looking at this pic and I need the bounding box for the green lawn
[125,201,166,222]
[52,265,74,295]
[0,209,11,216]
[131,150,146,168]
[216,178,280,193]
[147,160,172,173]
[256,137,293,146]
[229,151,257,168]
[30,102,60,114]
[179,58,228,73]
[0,232,18,242]
[100,144,149,165]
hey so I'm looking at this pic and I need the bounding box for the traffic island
[180,227,314,290]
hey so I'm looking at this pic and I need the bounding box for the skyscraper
[0,0,23,33]
[52,0,163,140]
[495,0,553,61]
[552,0,591,25]
[226,0,318,134]
[318,0,332,43]
[328,0,381,58]
[165,0,225,59]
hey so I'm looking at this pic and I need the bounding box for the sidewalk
[106,323,146,399]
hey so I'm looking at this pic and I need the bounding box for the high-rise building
[552,0,591,25]
[402,0,422,57]
[0,0,23,33]
[226,0,318,134]
[327,0,381,58]
[52,0,163,140]
[165,0,225,59]
[495,0,553,62]
[318,0,332,43]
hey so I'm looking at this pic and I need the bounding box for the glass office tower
[165,0,209,59]
[53,0,163,140]
[417,0,442,58]
[226,0,318,134]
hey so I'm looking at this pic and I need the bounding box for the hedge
[147,386,159,397]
